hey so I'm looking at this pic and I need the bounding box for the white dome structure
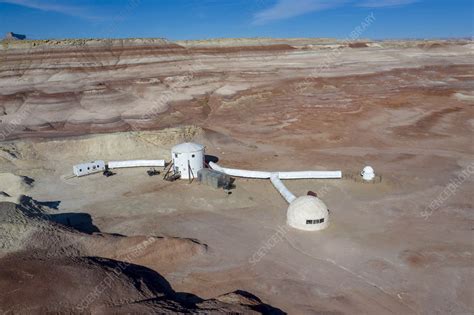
[171,142,205,179]
[208,162,340,232]
[287,196,329,231]
[361,166,375,181]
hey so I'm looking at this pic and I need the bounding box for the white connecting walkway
[209,162,342,204]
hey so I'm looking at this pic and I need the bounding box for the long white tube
[278,171,342,179]
[270,173,297,204]
[209,162,341,205]
[209,162,271,178]
[209,162,342,179]
[108,160,165,169]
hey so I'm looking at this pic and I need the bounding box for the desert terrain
[0,38,473,314]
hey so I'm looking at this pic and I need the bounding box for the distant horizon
[2,35,473,42]
[1,0,473,40]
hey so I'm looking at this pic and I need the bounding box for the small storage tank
[171,142,205,179]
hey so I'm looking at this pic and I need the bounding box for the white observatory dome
[361,166,375,181]
[286,196,329,231]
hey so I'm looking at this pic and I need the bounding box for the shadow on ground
[18,195,100,234]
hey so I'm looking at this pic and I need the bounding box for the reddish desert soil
[0,38,473,314]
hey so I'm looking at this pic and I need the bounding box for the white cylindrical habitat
[171,143,205,179]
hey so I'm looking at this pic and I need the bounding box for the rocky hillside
[0,199,284,314]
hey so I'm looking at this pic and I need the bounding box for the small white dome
[171,142,204,153]
[287,196,329,231]
[361,165,375,181]
[363,166,374,173]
